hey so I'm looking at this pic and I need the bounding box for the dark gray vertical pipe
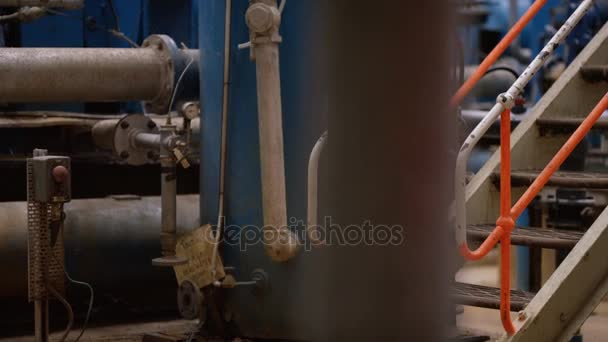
[320,1,454,340]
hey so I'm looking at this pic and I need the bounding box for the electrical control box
[32,156,71,203]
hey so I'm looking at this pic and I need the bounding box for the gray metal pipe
[0,195,199,299]
[0,0,83,9]
[0,47,169,104]
[92,117,200,151]
[133,132,162,150]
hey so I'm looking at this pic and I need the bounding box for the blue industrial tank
[199,0,327,338]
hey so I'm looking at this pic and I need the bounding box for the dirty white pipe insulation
[246,0,299,261]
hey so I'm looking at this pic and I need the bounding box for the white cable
[66,270,94,342]
[166,53,195,124]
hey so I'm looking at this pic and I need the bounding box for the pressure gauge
[180,102,200,120]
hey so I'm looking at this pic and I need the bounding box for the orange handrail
[510,94,608,219]
[488,94,608,335]
[498,108,516,334]
[449,0,548,109]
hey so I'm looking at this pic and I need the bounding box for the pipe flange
[177,279,205,320]
[113,114,159,166]
[142,35,177,114]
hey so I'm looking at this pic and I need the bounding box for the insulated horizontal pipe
[0,195,199,299]
[0,0,83,9]
[0,48,170,103]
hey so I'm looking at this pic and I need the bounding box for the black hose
[47,283,74,342]
[484,66,519,79]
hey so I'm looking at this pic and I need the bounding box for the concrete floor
[0,320,198,342]
[456,252,608,341]
[8,252,607,341]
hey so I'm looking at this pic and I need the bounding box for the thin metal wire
[47,283,74,342]
[51,248,94,342]
[166,50,195,124]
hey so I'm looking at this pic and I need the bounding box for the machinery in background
[0,0,325,340]
[0,2,204,337]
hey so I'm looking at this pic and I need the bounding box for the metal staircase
[454,15,608,342]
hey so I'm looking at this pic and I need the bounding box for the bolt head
[518,311,527,321]
[120,121,130,129]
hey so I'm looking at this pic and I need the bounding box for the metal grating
[451,282,534,312]
[468,224,583,250]
[27,159,64,302]
[491,170,608,189]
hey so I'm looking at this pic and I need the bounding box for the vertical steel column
[34,300,49,342]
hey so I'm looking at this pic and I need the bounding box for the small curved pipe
[307,131,327,246]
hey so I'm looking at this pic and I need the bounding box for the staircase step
[452,282,534,312]
[491,170,608,189]
[468,224,583,249]
[580,65,608,83]
[536,117,608,134]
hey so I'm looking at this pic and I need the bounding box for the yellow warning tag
[173,224,225,288]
